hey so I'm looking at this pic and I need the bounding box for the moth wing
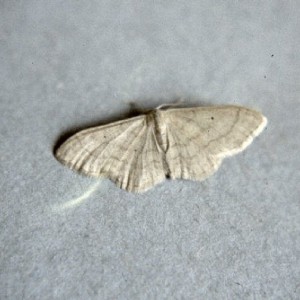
[160,105,267,181]
[56,115,166,192]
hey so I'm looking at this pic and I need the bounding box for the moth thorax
[150,110,168,152]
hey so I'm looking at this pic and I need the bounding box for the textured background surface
[1,1,299,299]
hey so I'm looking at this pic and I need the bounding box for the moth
[55,105,267,192]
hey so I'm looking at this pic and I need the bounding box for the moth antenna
[156,99,185,110]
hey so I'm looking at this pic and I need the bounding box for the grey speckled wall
[1,1,299,299]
